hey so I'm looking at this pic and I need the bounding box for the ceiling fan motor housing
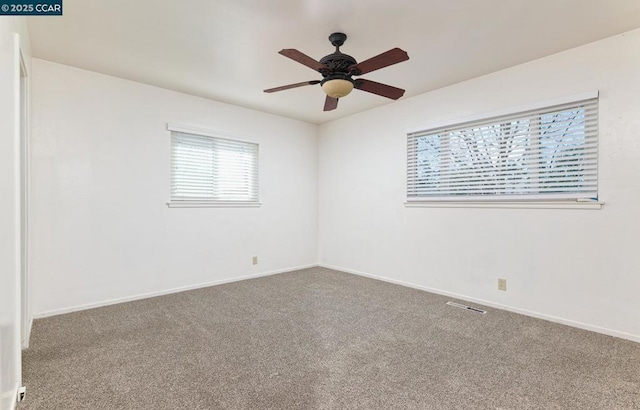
[319,52,357,75]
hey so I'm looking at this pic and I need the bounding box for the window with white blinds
[407,96,598,202]
[170,129,259,205]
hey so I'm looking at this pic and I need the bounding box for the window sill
[167,201,262,208]
[404,200,603,210]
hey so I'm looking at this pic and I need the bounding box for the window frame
[167,123,261,208]
[405,91,603,210]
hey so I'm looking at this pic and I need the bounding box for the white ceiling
[27,0,640,124]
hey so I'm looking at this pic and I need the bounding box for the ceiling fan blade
[355,79,405,100]
[279,49,327,72]
[349,48,409,75]
[264,80,321,93]
[324,96,338,111]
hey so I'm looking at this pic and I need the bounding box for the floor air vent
[446,301,487,314]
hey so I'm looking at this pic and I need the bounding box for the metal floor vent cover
[446,301,487,314]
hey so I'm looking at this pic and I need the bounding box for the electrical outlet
[498,278,507,291]
[252,256,258,265]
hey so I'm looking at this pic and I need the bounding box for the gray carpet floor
[21,267,640,409]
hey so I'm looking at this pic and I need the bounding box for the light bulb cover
[321,79,354,98]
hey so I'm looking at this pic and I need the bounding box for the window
[169,125,259,206]
[407,95,598,203]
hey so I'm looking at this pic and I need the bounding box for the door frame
[18,40,30,350]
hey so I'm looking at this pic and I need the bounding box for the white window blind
[170,130,259,204]
[407,96,598,201]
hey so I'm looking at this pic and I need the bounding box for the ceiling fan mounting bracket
[328,32,347,48]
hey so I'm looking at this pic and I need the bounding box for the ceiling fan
[264,33,409,112]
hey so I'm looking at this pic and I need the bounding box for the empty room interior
[2,1,640,409]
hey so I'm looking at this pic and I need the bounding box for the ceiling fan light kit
[264,32,409,111]
[321,78,354,98]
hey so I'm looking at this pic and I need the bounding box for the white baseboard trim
[319,263,640,344]
[33,264,319,319]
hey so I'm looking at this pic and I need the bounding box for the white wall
[0,17,30,410]
[318,29,640,342]
[30,59,318,316]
